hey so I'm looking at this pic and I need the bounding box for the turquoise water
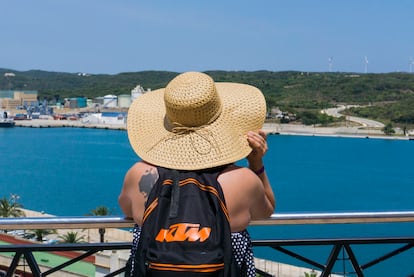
[1,127,414,276]
[0,127,137,216]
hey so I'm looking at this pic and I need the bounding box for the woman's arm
[247,130,276,217]
[118,161,159,226]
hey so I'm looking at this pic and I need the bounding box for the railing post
[321,245,341,277]
[7,252,22,277]
[99,227,106,243]
[24,251,42,277]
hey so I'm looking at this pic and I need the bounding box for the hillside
[1,68,414,126]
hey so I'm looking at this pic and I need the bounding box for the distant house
[267,107,283,119]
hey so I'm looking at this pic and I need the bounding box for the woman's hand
[246,130,267,171]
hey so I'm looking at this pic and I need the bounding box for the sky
[1,0,414,74]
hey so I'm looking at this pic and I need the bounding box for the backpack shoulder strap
[193,167,239,276]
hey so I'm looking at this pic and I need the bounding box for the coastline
[13,118,413,140]
[262,122,412,140]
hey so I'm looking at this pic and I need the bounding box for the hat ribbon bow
[148,122,220,156]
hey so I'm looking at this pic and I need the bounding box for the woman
[119,72,275,276]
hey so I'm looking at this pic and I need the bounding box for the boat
[0,118,15,127]
[0,111,15,127]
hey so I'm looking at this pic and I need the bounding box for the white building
[118,94,132,108]
[131,85,145,102]
[103,95,118,108]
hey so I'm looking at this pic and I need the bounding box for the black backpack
[128,166,238,276]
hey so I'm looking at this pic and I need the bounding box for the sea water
[1,127,413,276]
[0,127,137,215]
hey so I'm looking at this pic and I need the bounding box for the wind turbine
[364,56,369,73]
[328,57,334,72]
[409,57,414,73]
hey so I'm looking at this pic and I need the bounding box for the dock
[14,119,127,130]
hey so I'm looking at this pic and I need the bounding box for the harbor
[1,82,412,139]
[10,117,414,141]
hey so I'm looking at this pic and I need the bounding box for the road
[322,105,385,128]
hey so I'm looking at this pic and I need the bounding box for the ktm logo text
[155,223,211,242]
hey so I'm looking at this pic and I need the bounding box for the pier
[13,119,127,130]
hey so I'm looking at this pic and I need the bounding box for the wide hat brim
[127,82,266,170]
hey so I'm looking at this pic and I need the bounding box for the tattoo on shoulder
[138,168,159,199]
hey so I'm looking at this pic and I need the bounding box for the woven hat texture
[127,71,266,170]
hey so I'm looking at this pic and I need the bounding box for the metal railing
[3,211,414,230]
[1,211,414,276]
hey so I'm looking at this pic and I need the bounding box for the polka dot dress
[128,224,141,275]
[128,225,256,276]
[231,230,256,277]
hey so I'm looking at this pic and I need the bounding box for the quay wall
[14,119,413,140]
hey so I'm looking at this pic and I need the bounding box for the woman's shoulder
[129,161,157,170]
[125,161,158,179]
[221,164,255,176]
[219,165,259,187]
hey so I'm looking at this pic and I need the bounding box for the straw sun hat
[127,71,266,170]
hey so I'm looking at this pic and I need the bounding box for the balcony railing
[1,211,414,277]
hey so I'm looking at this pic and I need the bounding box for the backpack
[128,166,238,276]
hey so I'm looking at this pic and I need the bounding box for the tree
[89,206,111,216]
[0,196,25,218]
[382,122,395,135]
[304,271,317,277]
[298,111,336,126]
[30,229,57,242]
[88,205,112,243]
[58,231,85,243]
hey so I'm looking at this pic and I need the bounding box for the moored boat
[0,118,15,127]
[0,111,15,127]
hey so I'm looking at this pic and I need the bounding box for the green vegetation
[0,195,25,218]
[88,205,112,216]
[58,231,86,243]
[29,229,57,242]
[383,122,396,135]
[1,68,414,127]
[304,271,317,277]
[296,110,343,126]
[346,97,414,127]
[0,68,178,99]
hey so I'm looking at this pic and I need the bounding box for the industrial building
[0,90,38,110]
